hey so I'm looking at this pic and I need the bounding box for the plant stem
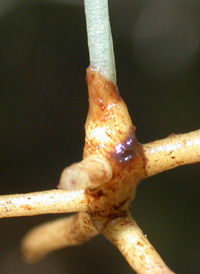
[0,189,90,218]
[142,129,200,178]
[102,215,175,274]
[22,212,98,262]
[84,0,116,84]
[58,154,112,191]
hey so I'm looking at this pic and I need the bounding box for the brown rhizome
[0,1,200,274]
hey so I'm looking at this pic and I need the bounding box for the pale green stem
[84,0,116,84]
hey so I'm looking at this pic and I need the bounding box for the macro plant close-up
[0,0,200,274]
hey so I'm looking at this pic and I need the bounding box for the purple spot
[112,130,136,163]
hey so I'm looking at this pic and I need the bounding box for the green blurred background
[0,0,200,273]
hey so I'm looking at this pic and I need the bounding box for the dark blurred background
[0,0,200,273]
